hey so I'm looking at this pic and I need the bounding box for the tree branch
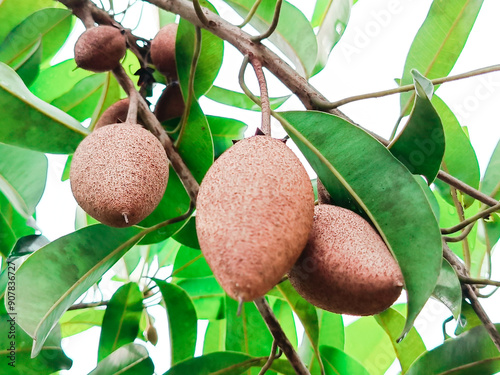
[441,201,500,234]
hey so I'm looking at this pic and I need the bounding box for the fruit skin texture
[74,25,126,72]
[154,83,185,123]
[289,204,404,316]
[150,24,178,80]
[70,123,169,227]
[196,135,315,302]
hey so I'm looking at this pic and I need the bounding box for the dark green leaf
[14,225,144,356]
[415,176,440,220]
[205,86,290,111]
[98,282,143,361]
[206,115,247,159]
[60,308,105,337]
[8,37,41,86]
[0,192,35,240]
[0,213,16,257]
[176,277,225,320]
[153,278,197,365]
[433,259,462,319]
[280,110,443,337]
[0,62,88,153]
[173,246,210,278]
[321,345,370,375]
[389,71,445,184]
[0,142,47,217]
[225,0,317,77]
[407,324,500,375]
[8,234,49,260]
[172,216,200,249]
[455,299,482,336]
[400,0,484,115]
[89,343,154,375]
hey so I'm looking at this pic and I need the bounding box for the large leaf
[400,0,484,115]
[280,110,443,338]
[1,35,42,86]
[225,0,318,77]
[153,279,197,365]
[0,143,47,218]
[14,225,144,356]
[60,308,105,337]
[98,282,143,361]
[407,324,500,375]
[176,277,225,320]
[173,246,210,278]
[0,192,35,243]
[432,259,462,319]
[205,86,290,111]
[321,345,370,375]
[389,71,445,184]
[0,62,88,153]
[89,343,154,375]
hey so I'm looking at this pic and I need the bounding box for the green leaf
[176,277,225,320]
[481,139,500,200]
[225,0,318,77]
[173,246,211,278]
[153,278,197,365]
[98,282,143,361]
[389,71,445,184]
[0,143,47,217]
[313,0,351,75]
[375,307,427,373]
[407,324,500,375]
[321,345,370,375]
[60,308,105,337]
[89,343,154,375]
[272,298,297,348]
[400,0,484,115]
[280,110,443,338]
[433,259,462,319]
[206,115,247,159]
[0,62,88,153]
[14,225,144,356]
[455,299,482,335]
[0,192,35,240]
[5,37,42,86]
[172,216,200,249]
[8,234,49,260]
[204,319,226,354]
[0,213,16,257]
[0,315,72,374]
[205,86,290,111]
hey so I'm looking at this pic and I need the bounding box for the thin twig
[237,0,262,27]
[437,171,499,208]
[251,0,283,42]
[442,223,474,242]
[193,0,210,27]
[460,277,500,288]
[450,186,471,270]
[249,54,271,135]
[258,340,278,375]
[441,201,500,234]
[68,300,108,310]
[254,297,311,375]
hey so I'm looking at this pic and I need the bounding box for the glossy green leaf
[176,277,224,320]
[375,307,427,373]
[0,62,88,153]
[407,324,500,375]
[433,259,462,319]
[455,299,482,335]
[6,37,42,86]
[205,86,290,111]
[60,308,105,337]
[0,315,72,374]
[321,345,370,375]
[172,216,200,249]
[272,298,297,348]
[153,278,197,365]
[173,246,211,278]
[415,176,440,220]
[225,0,318,77]
[204,319,226,354]
[313,0,351,75]
[481,139,500,200]
[0,143,47,218]
[206,115,247,159]
[98,282,143,361]
[14,225,144,356]
[389,70,445,184]
[0,192,35,240]
[400,0,484,115]
[280,110,443,337]
[0,213,16,257]
[8,234,49,260]
[89,343,154,375]
[432,96,480,207]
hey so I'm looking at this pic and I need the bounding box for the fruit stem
[125,88,139,124]
[249,54,271,136]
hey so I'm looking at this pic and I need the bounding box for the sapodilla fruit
[154,83,185,123]
[95,99,131,130]
[74,25,127,72]
[196,135,315,302]
[289,204,404,316]
[150,24,178,80]
[70,124,169,227]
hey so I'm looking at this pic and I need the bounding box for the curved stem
[442,223,474,243]
[251,0,282,42]
[258,340,278,375]
[193,0,210,27]
[441,201,500,234]
[238,0,262,27]
[460,277,500,288]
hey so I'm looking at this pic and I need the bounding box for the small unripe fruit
[196,135,315,302]
[74,25,127,72]
[154,83,185,123]
[95,99,130,130]
[70,124,169,227]
[289,204,404,316]
[150,24,178,80]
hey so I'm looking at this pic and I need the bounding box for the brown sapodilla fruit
[289,204,404,316]
[95,99,131,130]
[154,83,185,123]
[150,23,178,79]
[74,25,127,72]
[70,123,169,227]
[196,135,315,302]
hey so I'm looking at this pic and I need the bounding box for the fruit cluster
[70,23,403,316]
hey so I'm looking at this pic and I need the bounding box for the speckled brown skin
[95,99,130,129]
[196,135,315,302]
[150,24,178,80]
[70,124,169,227]
[74,26,126,73]
[316,178,332,205]
[289,204,404,316]
[154,83,185,123]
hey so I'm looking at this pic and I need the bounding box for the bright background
[33,0,500,373]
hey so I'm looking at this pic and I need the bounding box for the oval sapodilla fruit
[196,135,315,302]
[74,25,126,72]
[70,124,169,227]
[95,99,131,130]
[289,204,404,316]
[150,23,178,79]
[154,83,185,123]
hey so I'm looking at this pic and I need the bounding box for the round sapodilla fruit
[154,83,185,123]
[70,124,169,227]
[289,204,404,316]
[150,23,178,79]
[196,135,315,302]
[74,25,127,72]
[95,99,131,130]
